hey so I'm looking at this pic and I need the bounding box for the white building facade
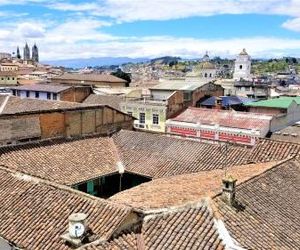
[233,49,252,81]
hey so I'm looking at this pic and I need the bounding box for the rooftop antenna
[219,140,229,177]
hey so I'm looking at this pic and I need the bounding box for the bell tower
[32,43,39,63]
[23,42,30,61]
[233,48,251,81]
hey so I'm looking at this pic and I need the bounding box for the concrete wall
[192,83,224,106]
[0,115,41,144]
[270,102,300,132]
[0,106,133,145]
[40,112,65,138]
[166,91,185,118]
[248,106,284,115]
[60,87,91,102]
[151,90,174,100]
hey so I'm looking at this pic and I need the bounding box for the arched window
[239,65,243,69]
[204,73,208,78]
[209,73,212,77]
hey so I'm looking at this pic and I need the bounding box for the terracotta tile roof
[248,138,300,162]
[271,124,300,143]
[83,94,124,111]
[90,158,300,250]
[0,71,17,76]
[0,95,116,116]
[0,95,83,115]
[11,84,72,93]
[84,202,225,250]
[110,161,282,210]
[84,233,138,250]
[0,129,298,189]
[0,137,119,185]
[15,69,34,75]
[112,130,300,178]
[0,167,131,250]
[17,79,45,85]
[169,107,272,131]
[214,159,300,249]
[52,73,127,84]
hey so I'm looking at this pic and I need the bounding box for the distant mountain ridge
[43,57,149,68]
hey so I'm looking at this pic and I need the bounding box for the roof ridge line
[212,157,295,200]
[142,199,208,219]
[0,95,10,114]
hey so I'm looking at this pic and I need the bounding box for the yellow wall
[0,76,17,85]
[121,103,167,133]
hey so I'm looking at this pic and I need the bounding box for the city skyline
[1,0,300,60]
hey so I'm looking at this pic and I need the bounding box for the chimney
[221,176,237,206]
[61,213,88,247]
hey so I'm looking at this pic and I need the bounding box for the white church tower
[233,48,252,81]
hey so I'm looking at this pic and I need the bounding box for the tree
[111,69,131,87]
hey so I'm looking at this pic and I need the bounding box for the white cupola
[233,48,252,81]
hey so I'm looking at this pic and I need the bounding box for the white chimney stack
[61,213,88,247]
[69,213,87,238]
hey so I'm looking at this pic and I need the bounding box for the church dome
[196,61,216,70]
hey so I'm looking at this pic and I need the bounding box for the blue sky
[1,0,300,60]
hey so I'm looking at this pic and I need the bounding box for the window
[153,114,159,125]
[204,73,208,78]
[239,65,243,69]
[139,112,145,124]
[7,77,9,80]
[53,93,57,100]
[12,90,16,96]
[127,111,133,116]
[26,91,30,97]
[184,92,191,101]
[47,92,51,100]
[35,91,39,98]
[12,77,14,80]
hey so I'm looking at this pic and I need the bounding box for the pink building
[166,108,272,146]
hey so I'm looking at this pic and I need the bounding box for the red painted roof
[170,107,272,131]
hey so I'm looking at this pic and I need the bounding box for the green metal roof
[245,97,300,109]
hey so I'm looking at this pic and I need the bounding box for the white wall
[151,90,173,100]
[233,55,251,81]
[17,90,60,101]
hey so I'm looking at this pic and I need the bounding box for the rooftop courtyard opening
[73,172,151,198]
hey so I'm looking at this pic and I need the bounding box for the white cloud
[46,0,300,34]
[3,16,300,60]
[47,2,98,12]
[17,22,46,38]
[2,1,300,60]
[282,17,300,32]
[38,36,300,60]
[48,0,300,22]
